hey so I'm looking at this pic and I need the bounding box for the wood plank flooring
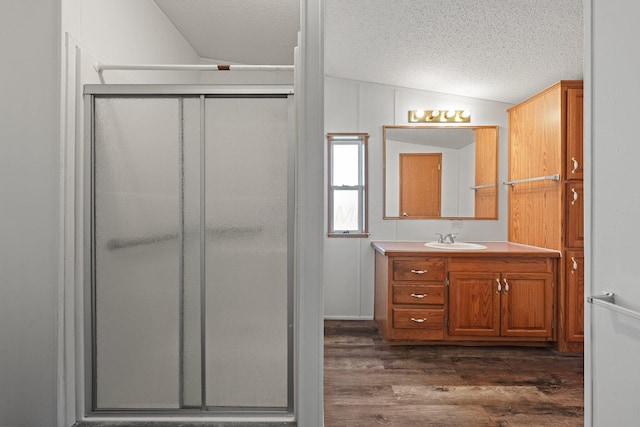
[324,320,584,427]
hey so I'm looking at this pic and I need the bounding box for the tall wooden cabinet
[507,80,584,352]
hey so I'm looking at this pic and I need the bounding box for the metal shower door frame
[82,84,295,420]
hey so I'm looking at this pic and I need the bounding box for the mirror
[383,125,498,219]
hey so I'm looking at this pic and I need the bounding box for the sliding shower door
[203,98,290,408]
[87,87,293,415]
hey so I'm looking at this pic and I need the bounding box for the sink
[424,241,487,250]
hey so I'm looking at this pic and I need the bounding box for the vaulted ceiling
[155,0,583,104]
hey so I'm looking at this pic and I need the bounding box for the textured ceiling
[156,0,583,104]
[326,0,583,104]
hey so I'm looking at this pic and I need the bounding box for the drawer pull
[571,157,579,173]
[410,293,427,299]
[410,317,427,323]
[410,269,427,275]
[571,188,579,205]
[496,278,501,293]
[503,278,510,294]
[571,257,578,272]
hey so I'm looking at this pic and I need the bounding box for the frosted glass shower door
[89,89,292,414]
[204,97,291,408]
[92,97,201,409]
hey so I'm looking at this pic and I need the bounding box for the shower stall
[83,85,294,418]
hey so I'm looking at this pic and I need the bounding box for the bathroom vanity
[372,241,560,346]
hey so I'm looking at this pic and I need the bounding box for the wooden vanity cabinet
[373,242,559,345]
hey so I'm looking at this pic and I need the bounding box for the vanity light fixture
[408,109,471,123]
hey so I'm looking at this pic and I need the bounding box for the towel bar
[503,174,560,187]
[588,291,640,321]
[470,183,496,190]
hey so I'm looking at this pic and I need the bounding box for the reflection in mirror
[383,125,498,219]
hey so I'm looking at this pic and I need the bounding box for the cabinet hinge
[446,318,449,327]
[551,281,555,288]
[445,278,450,287]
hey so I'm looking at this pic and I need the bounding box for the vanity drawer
[393,284,445,305]
[392,259,445,281]
[392,308,445,329]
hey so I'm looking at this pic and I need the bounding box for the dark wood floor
[324,320,584,427]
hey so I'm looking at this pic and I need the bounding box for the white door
[586,1,640,425]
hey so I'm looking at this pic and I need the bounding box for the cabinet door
[565,251,584,341]
[448,272,501,337]
[566,182,584,248]
[501,272,554,338]
[566,88,584,180]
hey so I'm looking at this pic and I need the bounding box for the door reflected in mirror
[383,125,498,220]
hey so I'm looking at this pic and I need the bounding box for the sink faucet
[443,233,457,244]
[435,233,457,244]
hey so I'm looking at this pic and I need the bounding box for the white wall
[63,0,202,84]
[324,76,512,318]
[584,1,640,425]
[0,1,60,426]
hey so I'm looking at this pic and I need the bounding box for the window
[327,133,368,237]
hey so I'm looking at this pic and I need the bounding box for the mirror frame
[382,124,499,220]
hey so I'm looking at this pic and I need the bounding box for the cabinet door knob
[571,157,579,173]
[571,257,578,272]
[410,269,427,275]
[410,317,426,323]
[503,278,510,294]
[571,188,579,205]
[496,278,502,293]
[402,212,408,217]
[410,293,427,299]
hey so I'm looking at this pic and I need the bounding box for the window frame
[326,133,369,237]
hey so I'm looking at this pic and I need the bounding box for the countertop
[371,241,562,258]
